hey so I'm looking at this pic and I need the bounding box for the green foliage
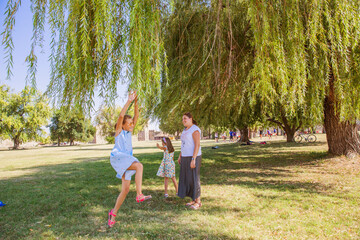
[39,136,51,144]
[128,0,165,115]
[0,85,51,149]
[158,111,183,135]
[105,136,115,144]
[3,0,360,144]
[95,105,147,143]
[2,0,164,113]
[247,0,360,122]
[0,85,11,138]
[157,0,360,141]
[48,108,95,145]
[156,0,254,130]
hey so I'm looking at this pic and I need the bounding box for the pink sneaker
[107,209,116,228]
[136,194,152,203]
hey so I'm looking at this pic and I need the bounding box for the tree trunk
[283,125,296,143]
[240,127,249,142]
[266,104,302,143]
[267,118,299,142]
[58,137,60,146]
[13,137,20,149]
[324,72,360,158]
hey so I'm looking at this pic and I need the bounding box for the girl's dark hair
[162,137,174,153]
[183,112,198,125]
[114,115,133,130]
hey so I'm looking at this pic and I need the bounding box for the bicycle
[293,133,317,143]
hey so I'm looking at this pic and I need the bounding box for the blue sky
[0,1,159,130]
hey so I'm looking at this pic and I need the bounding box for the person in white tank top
[177,112,202,210]
[180,125,202,157]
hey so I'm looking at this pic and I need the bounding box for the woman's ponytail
[183,112,198,125]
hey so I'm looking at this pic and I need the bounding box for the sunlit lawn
[1,135,359,239]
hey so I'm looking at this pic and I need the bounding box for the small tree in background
[49,108,95,146]
[0,85,10,140]
[158,112,183,139]
[0,85,50,149]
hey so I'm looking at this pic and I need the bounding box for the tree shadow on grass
[0,142,332,239]
[201,143,332,195]
[233,140,325,149]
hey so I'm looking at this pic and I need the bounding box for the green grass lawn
[1,135,359,239]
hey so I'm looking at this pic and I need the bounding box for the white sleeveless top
[180,125,202,157]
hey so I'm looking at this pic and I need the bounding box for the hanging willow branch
[1,0,165,114]
[154,0,254,129]
[1,0,22,81]
[247,0,360,121]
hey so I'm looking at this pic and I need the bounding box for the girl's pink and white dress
[156,148,175,178]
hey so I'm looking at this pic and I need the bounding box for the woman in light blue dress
[107,91,152,228]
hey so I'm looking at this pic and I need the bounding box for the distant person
[215,132,219,143]
[222,132,226,142]
[233,131,237,141]
[107,91,152,228]
[178,112,202,210]
[259,129,263,139]
[267,130,272,139]
[156,137,178,198]
[229,131,233,142]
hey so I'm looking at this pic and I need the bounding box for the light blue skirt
[110,151,139,181]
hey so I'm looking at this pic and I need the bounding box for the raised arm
[115,92,136,137]
[156,143,167,151]
[133,95,139,127]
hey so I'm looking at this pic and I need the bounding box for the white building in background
[0,139,13,149]
[91,126,107,144]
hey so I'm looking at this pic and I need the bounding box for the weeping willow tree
[247,0,360,157]
[155,0,255,133]
[156,0,309,142]
[3,0,360,156]
[1,0,165,114]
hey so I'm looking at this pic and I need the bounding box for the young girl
[156,137,178,197]
[107,91,152,228]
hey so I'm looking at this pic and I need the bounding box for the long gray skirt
[178,155,201,200]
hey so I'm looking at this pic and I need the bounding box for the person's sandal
[189,202,202,210]
[136,194,152,203]
[164,194,169,198]
[108,209,116,228]
[185,201,196,206]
